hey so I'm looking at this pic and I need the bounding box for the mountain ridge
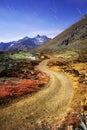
[0,35,51,51]
[31,15,87,61]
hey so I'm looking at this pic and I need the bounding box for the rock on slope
[31,15,87,61]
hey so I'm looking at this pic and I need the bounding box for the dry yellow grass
[0,59,74,130]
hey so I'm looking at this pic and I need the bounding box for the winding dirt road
[0,59,74,129]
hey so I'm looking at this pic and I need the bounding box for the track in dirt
[0,59,74,129]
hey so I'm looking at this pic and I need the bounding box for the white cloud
[77,8,82,15]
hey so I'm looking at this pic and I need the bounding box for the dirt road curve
[0,59,74,129]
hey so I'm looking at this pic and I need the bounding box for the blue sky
[0,0,87,42]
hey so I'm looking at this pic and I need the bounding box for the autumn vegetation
[0,54,49,105]
[47,58,87,129]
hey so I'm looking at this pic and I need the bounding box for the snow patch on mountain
[0,35,51,51]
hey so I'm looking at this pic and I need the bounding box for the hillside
[31,15,87,61]
[0,15,87,130]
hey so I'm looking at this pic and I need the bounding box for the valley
[0,54,87,129]
[0,15,87,130]
[0,57,74,130]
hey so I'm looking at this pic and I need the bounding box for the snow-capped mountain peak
[0,35,51,51]
[33,35,51,45]
[22,36,29,40]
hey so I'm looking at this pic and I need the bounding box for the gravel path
[0,59,74,129]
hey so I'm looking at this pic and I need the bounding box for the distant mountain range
[0,35,51,51]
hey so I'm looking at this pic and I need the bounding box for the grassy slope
[30,16,87,61]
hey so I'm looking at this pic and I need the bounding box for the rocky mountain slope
[0,35,51,51]
[31,15,87,61]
